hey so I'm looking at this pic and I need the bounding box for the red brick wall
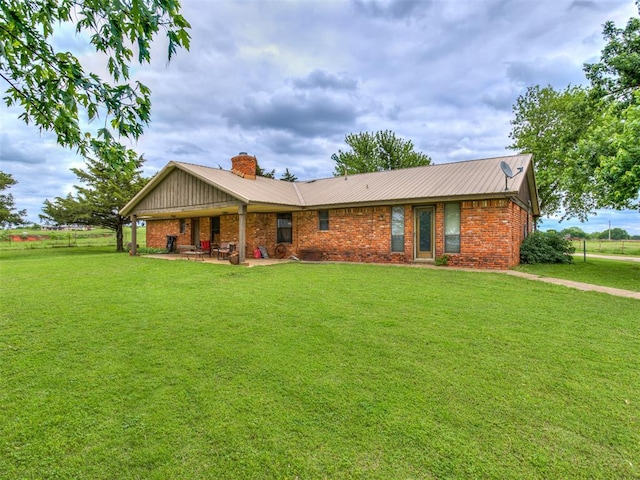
[147,218,217,249]
[219,212,285,257]
[147,219,189,249]
[293,206,405,263]
[146,199,532,268]
[440,199,530,269]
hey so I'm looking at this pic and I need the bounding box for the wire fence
[0,229,145,251]
[571,239,640,257]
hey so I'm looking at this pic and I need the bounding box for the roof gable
[134,167,238,215]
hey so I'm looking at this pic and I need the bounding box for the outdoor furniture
[213,242,235,260]
[177,244,196,255]
[178,244,204,261]
[199,240,211,257]
[183,250,205,261]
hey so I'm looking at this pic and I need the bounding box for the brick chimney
[231,152,257,179]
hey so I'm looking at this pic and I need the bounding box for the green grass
[572,239,640,256]
[516,257,640,292]
[1,249,639,479]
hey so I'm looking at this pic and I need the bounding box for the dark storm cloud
[352,0,432,20]
[292,70,358,91]
[568,1,599,11]
[0,134,44,165]
[262,132,319,156]
[222,92,360,137]
[482,88,519,112]
[166,142,209,156]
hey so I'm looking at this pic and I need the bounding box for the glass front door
[415,207,434,259]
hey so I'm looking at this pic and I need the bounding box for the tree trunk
[116,224,124,252]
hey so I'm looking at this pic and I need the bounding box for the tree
[280,168,297,182]
[0,0,190,164]
[0,171,26,227]
[596,227,630,240]
[332,130,431,176]
[578,2,640,213]
[510,4,640,220]
[584,3,640,102]
[559,226,588,239]
[573,92,640,211]
[41,142,149,251]
[40,193,86,226]
[508,85,601,219]
[256,162,275,179]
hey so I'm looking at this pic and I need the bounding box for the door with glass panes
[415,206,434,259]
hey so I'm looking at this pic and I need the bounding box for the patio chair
[199,240,211,257]
[215,241,231,260]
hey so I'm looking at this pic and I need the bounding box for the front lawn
[1,249,638,478]
[515,257,640,292]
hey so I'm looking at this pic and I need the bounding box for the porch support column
[238,204,246,264]
[131,215,137,256]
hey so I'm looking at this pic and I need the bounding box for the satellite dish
[500,160,524,191]
[500,161,514,178]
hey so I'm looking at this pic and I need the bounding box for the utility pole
[608,221,611,241]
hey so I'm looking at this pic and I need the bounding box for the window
[211,216,220,244]
[318,210,329,230]
[180,219,187,234]
[391,206,404,252]
[444,203,461,253]
[277,213,292,243]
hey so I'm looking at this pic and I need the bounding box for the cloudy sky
[1,0,638,234]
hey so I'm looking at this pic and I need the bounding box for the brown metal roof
[121,154,538,217]
[177,162,301,206]
[296,154,534,206]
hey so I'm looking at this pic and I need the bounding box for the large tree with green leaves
[0,0,190,164]
[41,142,149,251]
[510,2,640,220]
[584,4,640,102]
[332,130,431,176]
[0,171,26,227]
[508,85,601,218]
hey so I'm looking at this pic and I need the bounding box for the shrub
[520,231,575,264]
[435,254,450,266]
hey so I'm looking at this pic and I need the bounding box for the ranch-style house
[120,152,540,269]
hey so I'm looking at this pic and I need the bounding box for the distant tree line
[548,226,640,240]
